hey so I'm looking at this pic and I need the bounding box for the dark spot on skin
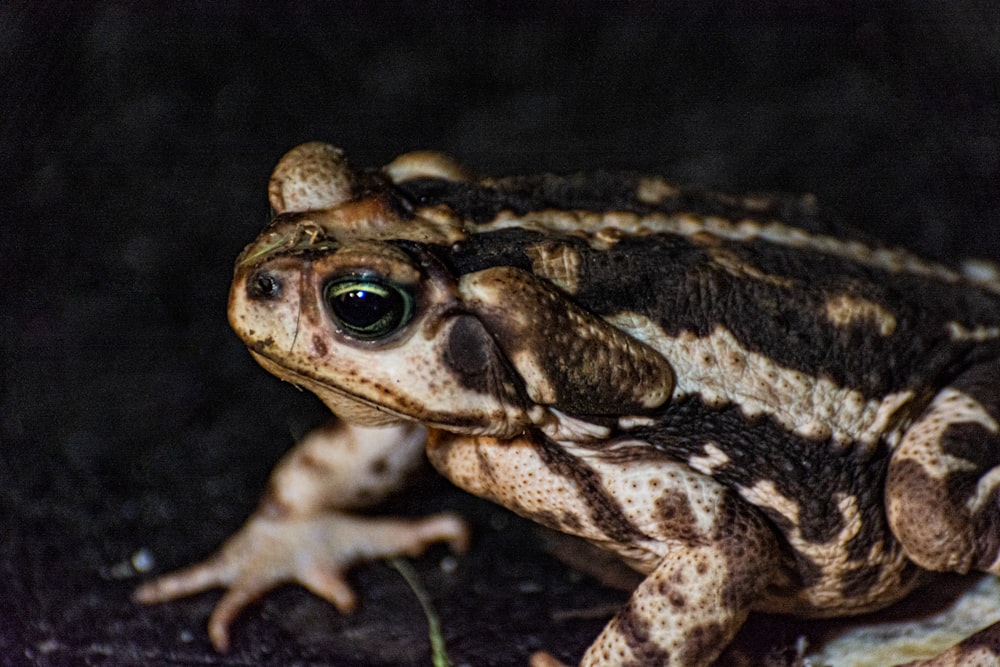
[679,622,725,665]
[655,489,704,544]
[369,457,388,476]
[250,337,275,353]
[444,316,493,378]
[442,316,528,412]
[312,334,328,357]
[560,511,584,533]
[299,452,330,472]
[531,510,563,532]
[473,444,498,484]
[613,600,672,665]
[535,435,647,545]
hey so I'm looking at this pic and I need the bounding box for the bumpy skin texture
[137,142,1000,665]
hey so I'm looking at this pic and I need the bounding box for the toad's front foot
[134,507,468,652]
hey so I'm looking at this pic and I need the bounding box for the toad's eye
[323,276,414,340]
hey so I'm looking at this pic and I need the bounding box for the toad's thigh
[888,359,1000,574]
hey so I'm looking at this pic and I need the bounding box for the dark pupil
[325,278,412,340]
[334,288,395,328]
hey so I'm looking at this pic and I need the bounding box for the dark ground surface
[3,3,1000,666]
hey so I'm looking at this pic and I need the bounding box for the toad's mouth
[248,348,409,419]
[246,349,498,434]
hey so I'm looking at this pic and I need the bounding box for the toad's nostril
[249,271,282,300]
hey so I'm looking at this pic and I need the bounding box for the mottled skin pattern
[136,143,1000,665]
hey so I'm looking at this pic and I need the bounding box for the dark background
[3,3,999,666]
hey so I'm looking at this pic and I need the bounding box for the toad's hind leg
[887,358,1000,575]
